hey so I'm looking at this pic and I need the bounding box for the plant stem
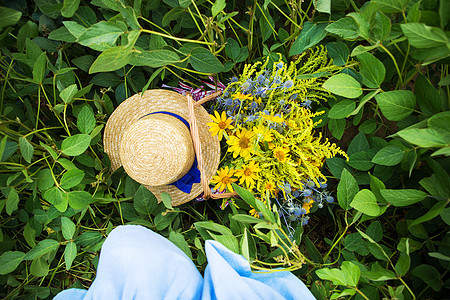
[379,44,404,87]
[140,29,215,46]
[323,211,349,262]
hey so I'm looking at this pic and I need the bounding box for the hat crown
[119,113,195,186]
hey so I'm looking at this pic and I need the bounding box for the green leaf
[133,185,157,215]
[232,214,263,224]
[289,22,327,56]
[401,23,449,49]
[189,47,224,74]
[64,242,77,270]
[89,45,133,74]
[25,239,60,260]
[328,118,346,139]
[306,237,324,264]
[326,42,349,66]
[77,21,124,51]
[375,90,416,121]
[44,187,69,212]
[341,261,361,287]
[61,0,80,17]
[195,221,233,236]
[323,73,362,98]
[77,106,96,134]
[357,52,385,88]
[347,151,374,171]
[19,137,34,163]
[0,6,22,30]
[350,189,380,216]
[415,75,441,115]
[408,201,447,228]
[371,12,391,42]
[211,0,226,18]
[33,52,47,84]
[412,264,443,292]
[363,262,396,281]
[232,183,257,208]
[429,252,450,261]
[326,17,359,40]
[326,157,352,179]
[396,128,449,147]
[316,268,348,286]
[372,0,408,13]
[68,191,92,210]
[372,145,405,166]
[6,188,19,215]
[394,252,410,277]
[351,44,378,56]
[49,26,77,43]
[161,192,173,209]
[344,233,363,251]
[328,100,356,119]
[369,174,387,203]
[0,251,25,275]
[428,111,450,132]
[61,134,91,156]
[366,221,383,242]
[314,0,331,14]
[348,12,370,40]
[130,49,181,68]
[17,21,39,52]
[350,89,380,116]
[37,169,54,191]
[337,169,359,210]
[441,207,450,225]
[24,223,36,247]
[60,84,78,104]
[240,228,256,261]
[61,217,76,240]
[347,132,370,156]
[380,189,428,206]
[169,232,192,259]
[30,257,49,277]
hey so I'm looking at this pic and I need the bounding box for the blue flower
[301,217,309,226]
[250,101,258,109]
[293,207,302,216]
[303,189,312,197]
[326,195,334,203]
[283,80,293,89]
[231,77,238,82]
[279,99,285,105]
[257,74,265,83]
[301,99,312,109]
[225,98,233,106]
[290,93,298,100]
[276,62,283,69]
[320,181,327,189]
[292,190,300,198]
[289,214,297,221]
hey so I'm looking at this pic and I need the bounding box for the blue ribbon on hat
[139,111,201,194]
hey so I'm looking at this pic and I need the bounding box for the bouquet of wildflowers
[207,46,348,230]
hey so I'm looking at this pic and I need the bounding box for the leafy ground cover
[0,0,449,299]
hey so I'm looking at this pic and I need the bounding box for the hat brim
[103,89,220,206]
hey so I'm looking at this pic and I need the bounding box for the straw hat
[103,89,220,206]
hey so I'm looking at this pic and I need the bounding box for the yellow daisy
[232,93,253,101]
[262,114,284,123]
[235,161,261,188]
[272,146,289,163]
[227,128,255,159]
[252,124,273,142]
[263,181,276,194]
[207,111,234,141]
[210,166,237,192]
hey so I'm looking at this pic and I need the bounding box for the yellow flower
[302,199,315,214]
[272,146,289,163]
[262,114,284,123]
[252,124,273,142]
[207,111,234,141]
[232,93,253,101]
[235,161,261,188]
[263,181,276,194]
[249,208,259,218]
[210,166,237,192]
[227,128,255,159]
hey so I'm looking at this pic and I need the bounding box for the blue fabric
[138,111,200,194]
[54,225,316,300]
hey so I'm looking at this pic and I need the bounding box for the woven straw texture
[103,90,220,206]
